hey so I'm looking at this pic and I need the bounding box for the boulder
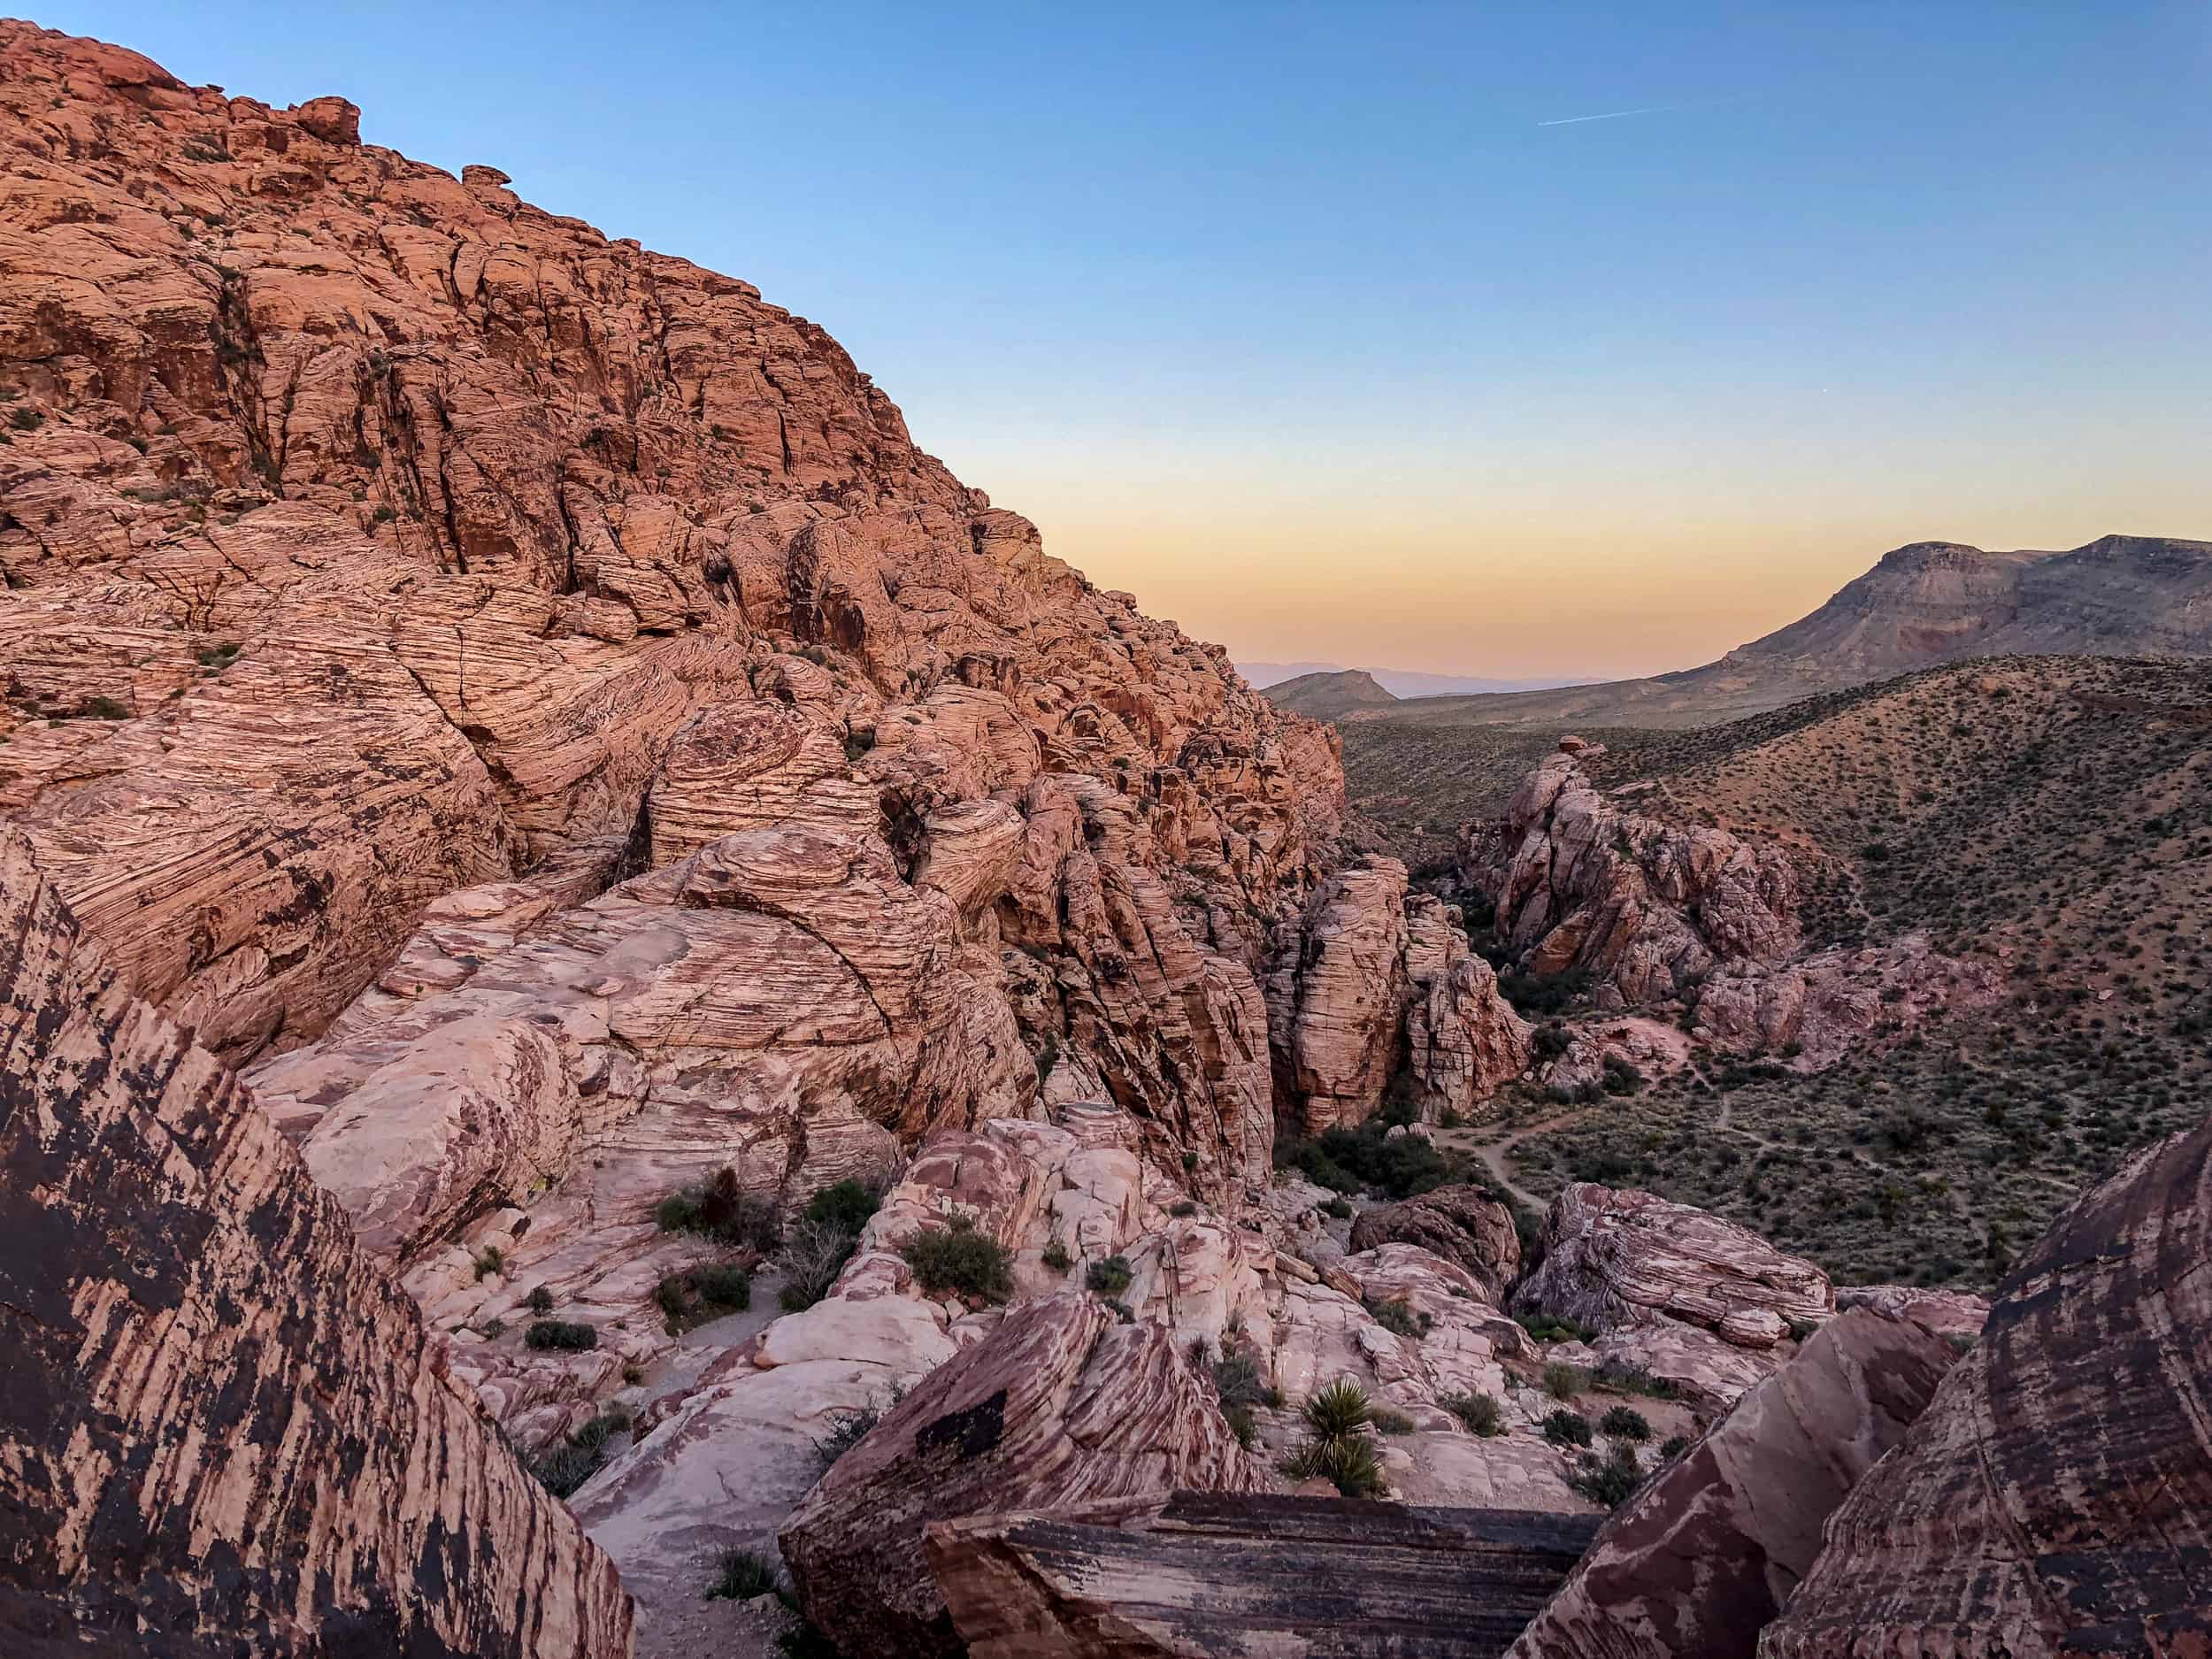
[1349,1184,1523,1301]
[928,1491,1604,1659]
[1509,1310,1960,1659]
[1759,1118,2212,1657]
[780,1293,1260,1658]
[1517,1184,1832,1358]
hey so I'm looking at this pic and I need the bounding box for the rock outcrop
[1516,1184,1832,1407]
[1477,752,1800,1005]
[0,832,633,1656]
[779,1293,1260,1659]
[1760,1118,2212,1657]
[1509,1310,1960,1659]
[1270,856,1530,1133]
[928,1491,1603,1659]
[1348,1184,1523,1302]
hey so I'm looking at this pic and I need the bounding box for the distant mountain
[1367,534,2212,733]
[1237,661,1596,697]
[1262,668,1400,720]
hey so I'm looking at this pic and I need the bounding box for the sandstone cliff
[0,831,633,1655]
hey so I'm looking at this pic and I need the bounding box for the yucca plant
[1303,1378,1372,1440]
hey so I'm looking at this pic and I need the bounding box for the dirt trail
[1437,1109,1595,1212]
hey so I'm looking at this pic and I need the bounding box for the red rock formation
[1348,1184,1523,1302]
[1760,1118,2212,1657]
[928,1492,1603,1659]
[1269,856,1530,1133]
[779,1293,1260,1659]
[0,830,633,1656]
[1508,1310,1959,1659]
[1516,1183,1833,1407]
[1477,751,1800,1005]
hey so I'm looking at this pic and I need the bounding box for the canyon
[4,22,2209,1659]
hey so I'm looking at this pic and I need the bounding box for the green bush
[1516,1312,1595,1343]
[1370,1406,1416,1436]
[532,1409,629,1498]
[1085,1255,1134,1298]
[1440,1391,1504,1436]
[1592,1361,1679,1400]
[1304,1378,1372,1440]
[707,1548,787,1602]
[1223,1402,1257,1448]
[1283,1432,1384,1498]
[1275,1118,1465,1199]
[472,1245,504,1282]
[802,1179,881,1236]
[656,1263,752,1330]
[524,1286,554,1315]
[1321,1196,1354,1220]
[1364,1296,1432,1340]
[1542,1361,1586,1400]
[1569,1443,1645,1509]
[1041,1238,1073,1273]
[1599,1405,1651,1441]
[656,1169,780,1251]
[524,1320,597,1352]
[902,1216,1014,1303]
[1212,1349,1281,1410]
[1541,1409,1593,1448]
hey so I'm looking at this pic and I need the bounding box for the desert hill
[1358,534,2212,737]
[1261,666,1398,720]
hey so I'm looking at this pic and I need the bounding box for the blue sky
[43,2,2212,676]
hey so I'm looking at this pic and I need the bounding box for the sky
[43,2,2212,679]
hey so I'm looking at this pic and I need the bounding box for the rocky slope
[1469,657,2211,1290]
[1760,1113,2212,1655]
[0,830,633,1656]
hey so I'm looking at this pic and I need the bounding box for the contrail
[1537,104,1688,127]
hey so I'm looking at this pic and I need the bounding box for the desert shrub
[1592,1360,1679,1400]
[656,1169,780,1252]
[1498,966,1592,1018]
[815,1406,879,1469]
[1321,1195,1353,1220]
[1541,1409,1593,1448]
[1659,1434,1691,1460]
[1169,1200,1200,1217]
[1304,1378,1372,1440]
[1542,1361,1586,1400]
[657,1263,752,1329]
[1212,1349,1282,1410]
[532,1409,629,1498]
[1532,1020,1573,1059]
[1085,1255,1134,1298]
[1364,1296,1432,1340]
[902,1216,1014,1303]
[1223,1402,1258,1448]
[1440,1390,1504,1436]
[1599,1404,1651,1441]
[802,1178,882,1235]
[524,1286,554,1316]
[779,1215,863,1313]
[524,1320,596,1352]
[1370,1406,1416,1436]
[472,1245,504,1282]
[1569,1443,1645,1508]
[1516,1312,1594,1343]
[707,1548,787,1602]
[1041,1237,1073,1273]
[1601,1056,1646,1096]
[1283,1432,1385,1498]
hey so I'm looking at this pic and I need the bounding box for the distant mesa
[1342,534,2212,734]
[1260,668,1399,721]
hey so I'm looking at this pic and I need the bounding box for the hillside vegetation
[1479,657,2212,1289]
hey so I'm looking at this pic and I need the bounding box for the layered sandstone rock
[1477,751,1799,1005]
[1516,1184,1832,1407]
[1270,856,1530,1133]
[779,1293,1261,1659]
[928,1492,1604,1659]
[1760,1118,2212,1657]
[0,831,632,1656]
[1348,1184,1523,1302]
[1691,935,2007,1070]
[1509,1310,1959,1659]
